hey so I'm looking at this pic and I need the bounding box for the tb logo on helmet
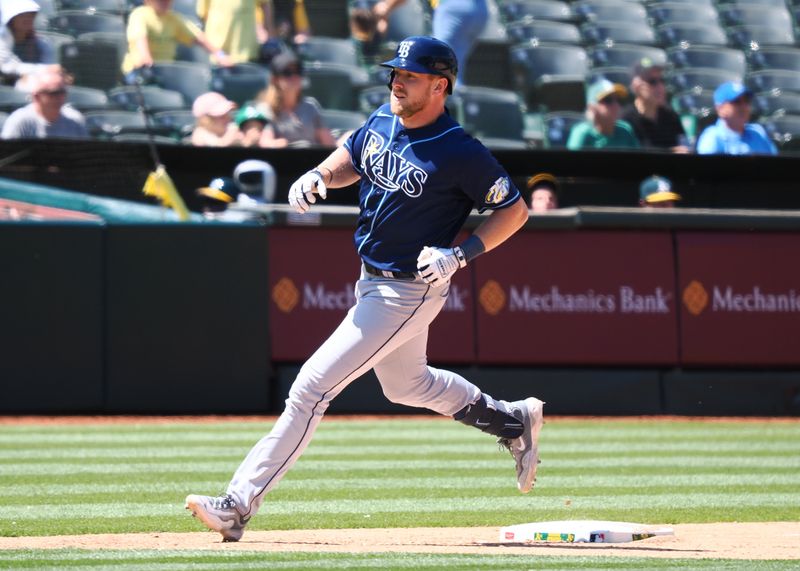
[397,40,414,58]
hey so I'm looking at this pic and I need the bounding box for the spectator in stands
[696,82,777,156]
[235,103,269,147]
[372,0,488,87]
[267,0,311,45]
[623,58,689,153]
[639,175,681,209]
[567,79,640,151]
[527,173,559,213]
[1,69,88,139]
[190,91,241,146]
[255,51,336,148]
[122,0,233,84]
[0,0,61,90]
[349,0,382,66]
[196,0,272,64]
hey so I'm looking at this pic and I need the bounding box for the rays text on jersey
[362,130,428,197]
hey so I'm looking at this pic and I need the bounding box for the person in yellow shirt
[196,0,272,64]
[122,0,232,81]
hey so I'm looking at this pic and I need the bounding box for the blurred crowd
[0,0,795,212]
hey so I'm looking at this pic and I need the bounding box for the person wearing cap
[0,0,61,89]
[189,91,241,146]
[196,0,272,64]
[567,78,640,151]
[527,173,559,213]
[696,82,777,156]
[1,69,88,140]
[639,175,681,209]
[235,104,269,147]
[196,176,241,217]
[622,58,689,153]
[122,0,232,83]
[255,51,336,148]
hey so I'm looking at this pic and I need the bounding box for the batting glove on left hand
[417,246,467,287]
[288,169,327,213]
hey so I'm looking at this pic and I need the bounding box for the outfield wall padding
[0,223,105,412]
[104,224,272,413]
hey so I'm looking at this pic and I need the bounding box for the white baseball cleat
[185,493,249,542]
[498,397,545,493]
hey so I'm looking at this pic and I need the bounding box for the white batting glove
[288,169,327,213]
[416,246,467,287]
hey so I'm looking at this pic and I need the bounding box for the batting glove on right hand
[288,169,327,213]
[417,246,467,288]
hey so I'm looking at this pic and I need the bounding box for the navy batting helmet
[381,36,458,94]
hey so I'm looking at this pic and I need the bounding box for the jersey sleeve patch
[485,176,510,205]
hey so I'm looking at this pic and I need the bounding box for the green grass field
[0,417,798,569]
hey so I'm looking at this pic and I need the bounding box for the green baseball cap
[234,105,268,128]
[640,176,681,204]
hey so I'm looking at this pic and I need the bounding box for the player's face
[530,189,557,212]
[388,69,440,119]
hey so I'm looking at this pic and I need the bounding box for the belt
[363,261,417,280]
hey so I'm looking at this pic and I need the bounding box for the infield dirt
[1,523,798,560]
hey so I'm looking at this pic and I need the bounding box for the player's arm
[288,146,360,213]
[417,198,528,287]
[469,197,529,255]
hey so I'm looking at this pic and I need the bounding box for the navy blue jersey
[344,104,521,273]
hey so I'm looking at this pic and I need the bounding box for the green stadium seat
[49,10,125,36]
[589,43,667,71]
[108,85,187,113]
[451,86,526,143]
[59,0,129,15]
[65,85,111,112]
[543,111,584,148]
[747,70,800,95]
[506,20,582,45]
[747,47,800,73]
[648,3,720,27]
[319,109,367,139]
[581,21,657,47]
[500,0,576,24]
[296,37,359,67]
[150,62,212,107]
[667,46,746,78]
[656,23,729,49]
[60,35,124,90]
[510,43,589,112]
[303,62,370,111]
[0,87,30,113]
[210,64,270,106]
[84,110,150,138]
[760,115,800,151]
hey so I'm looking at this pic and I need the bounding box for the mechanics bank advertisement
[678,233,800,366]
[474,231,678,365]
[267,228,475,362]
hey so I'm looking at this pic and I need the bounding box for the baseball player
[186,36,545,542]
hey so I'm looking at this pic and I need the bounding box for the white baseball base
[499,520,675,544]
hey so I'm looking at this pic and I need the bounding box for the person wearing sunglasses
[255,51,336,148]
[567,78,640,151]
[1,69,87,140]
[696,82,777,156]
[623,58,689,153]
